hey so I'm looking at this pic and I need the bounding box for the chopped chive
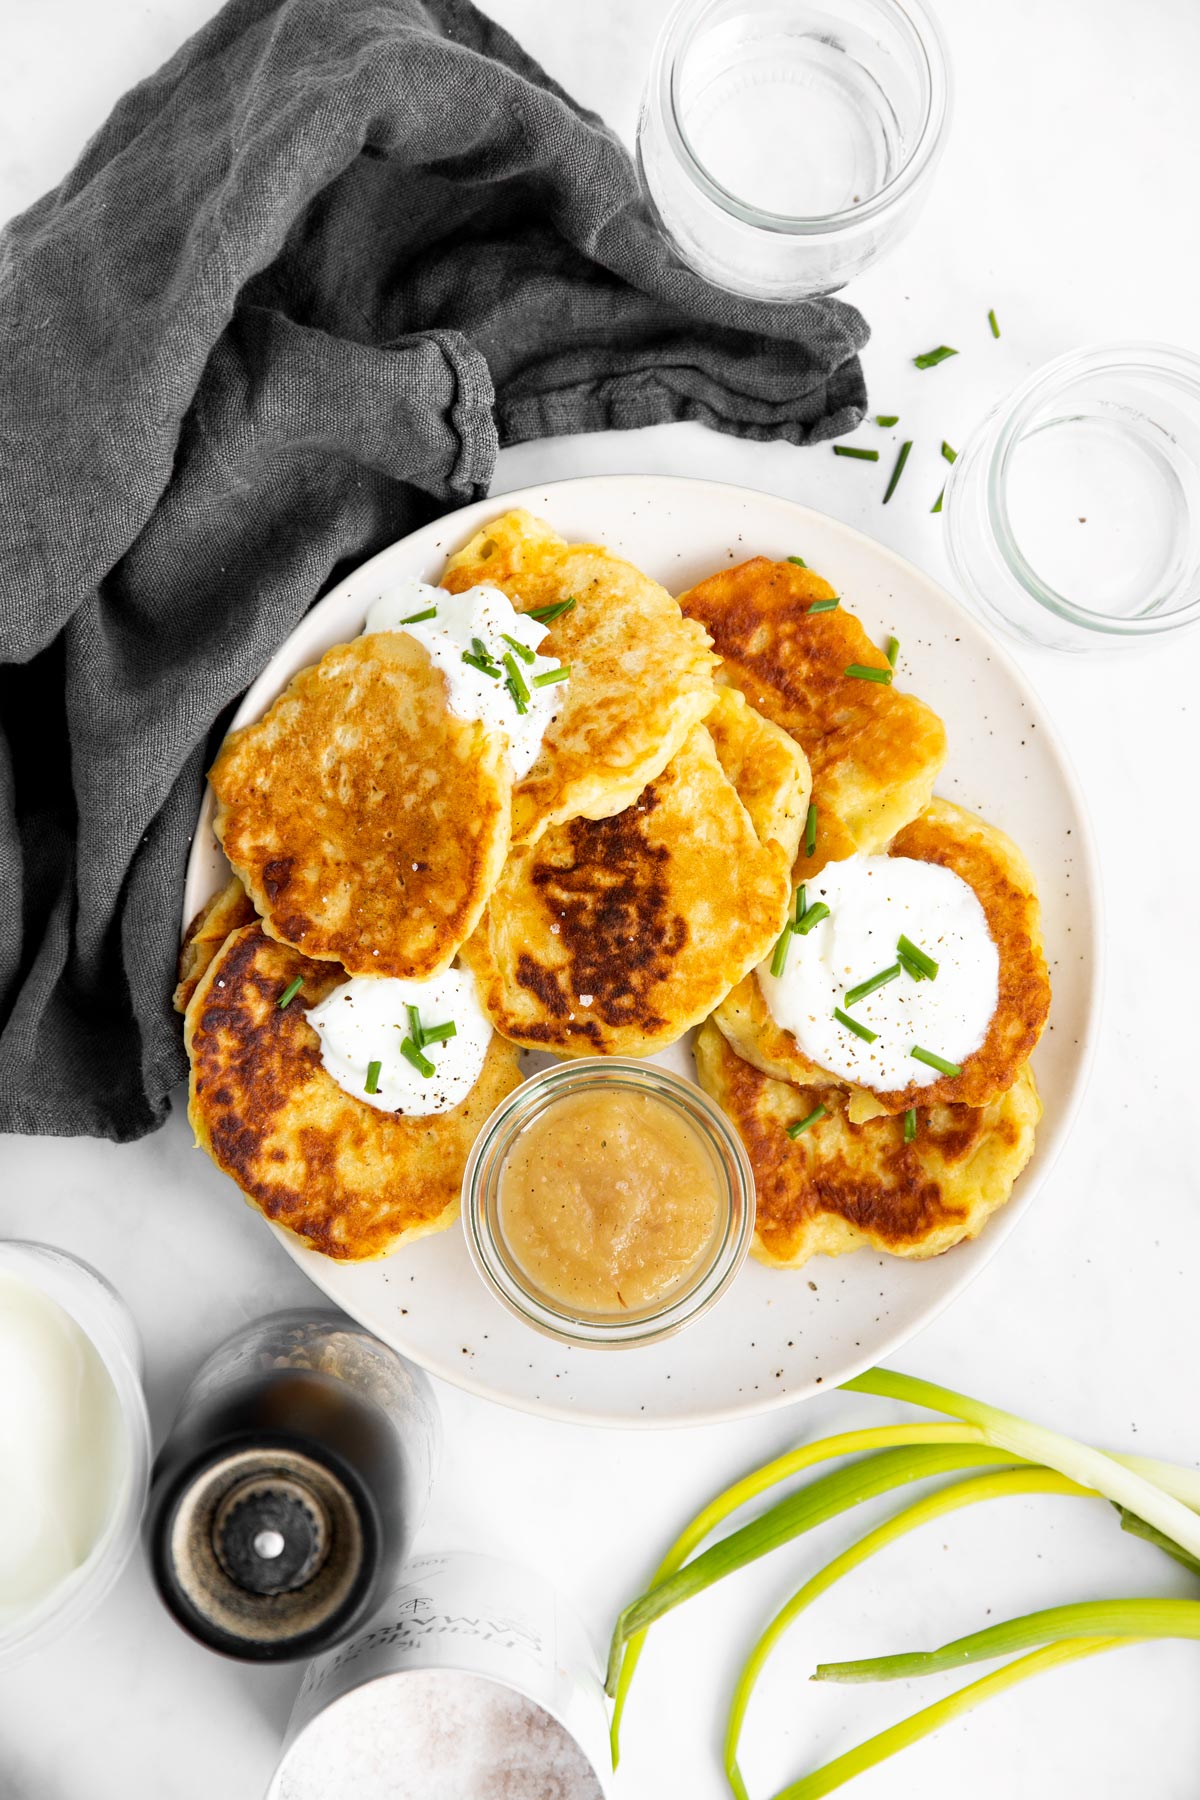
[904,1106,917,1142]
[532,664,571,687]
[502,651,531,706]
[886,635,900,667]
[795,900,831,936]
[462,650,502,678]
[527,596,577,625]
[941,441,958,464]
[988,307,1001,339]
[400,1037,436,1078]
[913,345,959,370]
[405,1003,425,1048]
[786,1104,827,1139]
[875,414,900,427]
[931,486,945,514]
[911,1045,961,1076]
[471,635,500,668]
[420,1020,457,1046]
[769,925,792,979]
[882,440,912,504]
[844,962,901,1007]
[896,946,928,982]
[505,676,529,715]
[833,445,880,461]
[788,554,808,567]
[793,884,807,927]
[807,598,840,614]
[277,975,304,1009]
[398,606,438,624]
[845,663,893,685]
[897,934,939,979]
[500,633,535,665]
[834,1006,878,1044]
[805,803,818,859]
[365,1059,383,1095]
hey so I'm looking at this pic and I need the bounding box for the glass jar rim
[461,1059,755,1350]
[652,0,951,234]
[980,340,1200,637]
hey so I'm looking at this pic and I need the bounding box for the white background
[3,0,1200,1795]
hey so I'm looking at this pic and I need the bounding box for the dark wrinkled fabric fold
[0,0,867,1140]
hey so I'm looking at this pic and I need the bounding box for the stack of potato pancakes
[178,511,1049,1271]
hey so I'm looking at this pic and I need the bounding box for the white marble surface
[2,1,1200,1795]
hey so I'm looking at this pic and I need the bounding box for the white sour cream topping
[309,966,491,1116]
[363,578,566,780]
[758,853,1000,1092]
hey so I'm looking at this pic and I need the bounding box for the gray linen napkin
[0,0,867,1141]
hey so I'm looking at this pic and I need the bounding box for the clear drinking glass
[637,0,951,298]
[944,344,1200,651]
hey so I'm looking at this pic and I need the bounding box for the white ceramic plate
[183,475,1100,1427]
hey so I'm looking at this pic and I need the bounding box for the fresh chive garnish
[462,650,502,678]
[886,635,900,667]
[788,554,807,567]
[398,606,438,624]
[365,1059,383,1094]
[532,664,570,687]
[835,1006,878,1043]
[505,677,529,714]
[941,441,958,464]
[769,925,792,979]
[786,1104,826,1139]
[500,633,535,665]
[420,1020,456,1045]
[527,596,577,625]
[913,345,959,370]
[502,651,531,707]
[277,975,304,1009]
[793,885,807,927]
[405,1003,425,1048]
[845,663,893,685]
[805,803,818,859]
[875,414,900,427]
[911,1046,961,1076]
[882,440,912,504]
[904,1106,917,1142]
[795,901,830,936]
[897,934,939,979]
[807,598,840,614]
[471,635,499,668]
[931,487,945,514]
[896,946,927,982]
[844,962,901,1007]
[400,1037,436,1078]
[833,445,880,461]
[988,307,1001,339]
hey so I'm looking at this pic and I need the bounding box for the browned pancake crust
[174,875,257,1013]
[679,557,946,875]
[695,1022,1040,1267]
[186,924,523,1260]
[209,632,511,981]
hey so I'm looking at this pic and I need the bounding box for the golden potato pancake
[442,509,718,845]
[679,557,946,875]
[174,875,257,1014]
[711,797,1051,1115]
[460,713,805,1057]
[695,1021,1040,1268]
[185,924,523,1261]
[703,686,812,866]
[209,632,511,981]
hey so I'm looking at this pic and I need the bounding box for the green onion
[807,598,840,614]
[896,946,927,982]
[462,651,502,678]
[804,803,817,859]
[834,1006,877,1043]
[527,596,577,625]
[364,1059,382,1095]
[910,1045,961,1076]
[500,632,535,664]
[882,440,912,504]
[988,307,1001,339]
[420,1020,456,1045]
[904,1106,917,1142]
[897,933,938,978]
[833,445,880,461]
[532,664,571,687]
[931,487,945,514]
[793,885,806,927]
[769,925,792,979]
[398,606,437,624]
[913,345,959,369]
[471,636,499,667]
[786,1104,826,1139]
[941,440,958,464]
[400,1037,435,1078]
[886,636,899,667]
[844,963,901,1007]
[795,901,830,936]
[788,554,808,567]
[875,414,900,427]
[405,1003,425,1048]
[845,663,893,685]
[277,976,304,1009]
[502,652,531,705]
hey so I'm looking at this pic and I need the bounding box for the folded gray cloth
[0,0,867,1141]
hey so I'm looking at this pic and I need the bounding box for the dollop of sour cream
[364,578,566,780]
[309,966,491,1116]
[758,854,1000,1092]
